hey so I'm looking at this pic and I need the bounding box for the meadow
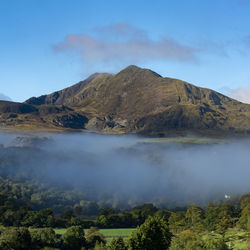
[55,228,136,241]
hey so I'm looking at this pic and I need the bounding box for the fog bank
[0,132,249,208]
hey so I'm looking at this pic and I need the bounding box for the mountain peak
[12,65,250,135]
[118,65,162,78]
[119,65,142,73]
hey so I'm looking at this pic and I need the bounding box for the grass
[54,228,136,240]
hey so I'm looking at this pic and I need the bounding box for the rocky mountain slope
[1,65,250,136]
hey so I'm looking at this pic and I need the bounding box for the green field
[54,228,136,241]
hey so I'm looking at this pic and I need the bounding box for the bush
[62,225,86,250]
[170,230,203,250]
[109,237,127,250]
[85,227,106,249]
[30,228,57,249]
[0,227,31,250]
[129,216,172,250]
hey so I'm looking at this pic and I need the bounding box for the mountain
[1,65,250,136]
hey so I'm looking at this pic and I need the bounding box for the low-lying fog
[0,132,249,208]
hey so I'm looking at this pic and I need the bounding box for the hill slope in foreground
[1,65,250,136]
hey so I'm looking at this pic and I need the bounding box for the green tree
[85,227,106,249]
[94,241,107,250]
[130,204,158,225]
[128,216,172,250]
[238,203,250,230]
[154,209,171,221]
[185,205,205,231]
[62,225,86,250]
[109,237,127,250]
[0,227,31,250]
[240,194,250,210]
[169,230,203,250]
[202,234,228,250]
[30,228,57,249]
[168,211,186,233]
[204,203,220,231]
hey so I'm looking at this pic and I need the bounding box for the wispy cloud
[94,23,148,40]
[0,93,12,101]
[53,23,197,65]
[228,86,250,104]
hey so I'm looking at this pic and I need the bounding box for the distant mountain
[1,65,250,136]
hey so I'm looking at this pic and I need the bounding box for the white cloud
[0,93,12,101]
[53,23,197,65]
[228,86,250,104]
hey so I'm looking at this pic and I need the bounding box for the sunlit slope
[1,65,250,135]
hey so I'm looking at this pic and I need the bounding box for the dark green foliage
[240,194,250,210]
[109,237,127,250]
[96,204,160,228]
[185,205,205,231]
[94,241,106,249]
[85,227,106,249]
[169,230,203,250]
[238,195,250,230]
[0,227,31,250]
[202,235,228,250]
[154,209,171,221]
[204,203,220,231]
[238,203,250,230]
[128,216,172,250]
[169,230,228,250]
[30,228,57,249]
[168,211,186,233]
[62,226,86,250]
[22,208,55,228]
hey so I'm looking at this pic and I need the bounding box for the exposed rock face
[1,65,250,135]
[52,114,88,129]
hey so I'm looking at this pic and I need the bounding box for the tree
[202,234,228,250]
[240,194,250,210]
[168,211,186,233]
[185,205,205,231]
[85,227,106,249]
[215,204,234,235]
[30,228,57,249]
[0,227,31,250]
[130,204,158,225]
[62,226,86,250]
[154,209,171,221]
[109,237,127,250]
[204,203,220,231]
[128,216,172,250]
[238,203,250,230]
[169,230,203,250]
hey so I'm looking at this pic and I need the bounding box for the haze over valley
[0,132,249,210]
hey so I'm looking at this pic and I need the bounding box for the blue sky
[1,0,250,102]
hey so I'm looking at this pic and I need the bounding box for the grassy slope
[2,66,250,136]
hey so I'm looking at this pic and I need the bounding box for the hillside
[1,65,250,135]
